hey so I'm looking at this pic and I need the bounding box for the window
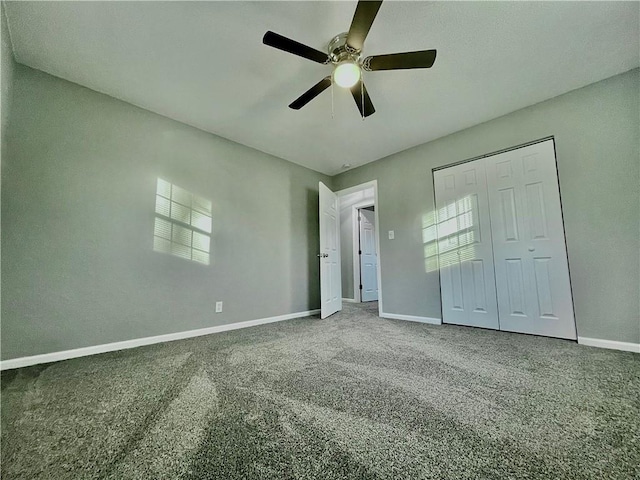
[153,178,212,265]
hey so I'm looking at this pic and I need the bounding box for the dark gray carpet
[2,302,639,479]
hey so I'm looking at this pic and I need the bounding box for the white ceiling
[5,1,639,176]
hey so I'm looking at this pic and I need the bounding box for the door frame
[336,180,383,315]
[430,135,578,339]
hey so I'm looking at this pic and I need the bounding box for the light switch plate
[388,230,395,240]
[215,301,223,313]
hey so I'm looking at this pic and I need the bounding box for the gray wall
[339,188,374,299]
[1,1,13,145]
[333,68,640,344]
[1,65,331,360]
[1,1,15,337]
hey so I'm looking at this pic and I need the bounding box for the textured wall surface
[334,69,640,343]
[3,63,638,360]
[1,1,14,144]
[2,65,331,360]
[1,1,16,341]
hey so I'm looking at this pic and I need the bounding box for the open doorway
[358,206,378,302]
[336,181,382,312]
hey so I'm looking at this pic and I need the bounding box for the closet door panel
[485,140,576,339]
[434,160,499,329]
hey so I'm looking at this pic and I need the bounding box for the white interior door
[485,140,576,339]
[359,208,378,302]
[434,159,500,329]
[319,182,342,319]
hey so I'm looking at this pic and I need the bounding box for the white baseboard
[578,337,640,353]
[0,309,321,371]
[380,312,442,325]
[342,298,357,303]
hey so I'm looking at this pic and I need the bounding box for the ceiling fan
[262,0,437,118]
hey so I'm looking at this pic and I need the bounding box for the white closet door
[434,159,499,329]
[485,140,576,339]
[359,209,378,302]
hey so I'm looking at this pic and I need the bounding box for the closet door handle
[528,247,535,252]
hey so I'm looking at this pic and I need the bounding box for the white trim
[353,205,360,303]
[380,312,442,325]
[342,298,357,303]
[335,180,383,317]
[0,309,321,371]
[578,337,640,353]
[335,180,377,198]
[372,181,383,316]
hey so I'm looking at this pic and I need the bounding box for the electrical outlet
[388,230,395,240]
[215,301,223,313]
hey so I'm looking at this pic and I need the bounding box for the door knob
[317,253,329,258]
[528,247,535,252]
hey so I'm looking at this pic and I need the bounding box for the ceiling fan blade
[363,50,437,71]
[346,1,383,52]
[289,77,332,110]
[350,81,375,117]
[263,31,329,64]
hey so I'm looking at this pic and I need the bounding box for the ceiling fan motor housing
[328,32,360,64]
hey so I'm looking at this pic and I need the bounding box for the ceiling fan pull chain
[331,78,334,119]
[361,73,365,121]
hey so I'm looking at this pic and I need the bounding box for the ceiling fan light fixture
[333,61,361,88]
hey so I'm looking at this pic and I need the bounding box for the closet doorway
[433,138,577,340]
